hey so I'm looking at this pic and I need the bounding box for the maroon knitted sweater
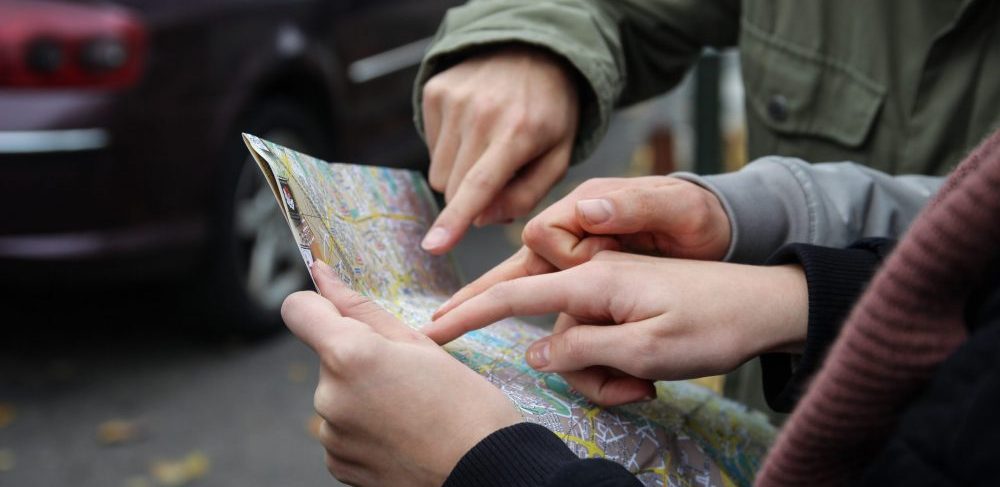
[756,129,1000,486]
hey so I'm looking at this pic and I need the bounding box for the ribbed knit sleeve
[760,239,895,412]
[757,129,1000,487]
[443,423,641,487]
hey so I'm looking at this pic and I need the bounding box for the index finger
[421,143,526,254]
[423,266,612,344]
[432,246,556,320]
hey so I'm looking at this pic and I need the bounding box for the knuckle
[507,109,533,135]
[558,327,590,363]
[316,420,334,446]
[470,97,501,123]
[313,385,336,418]
[330,340,377,370]
[521,218,547,249]
[463,168,498,193]
[422,78,445,105]
[325,454,360,485]
[671,183,715,233]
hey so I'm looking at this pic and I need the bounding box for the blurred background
[0,1,747,485]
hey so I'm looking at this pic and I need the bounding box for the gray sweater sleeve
[673,157,943,264]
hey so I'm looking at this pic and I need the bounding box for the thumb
[523,327,656,406]
[575,183,729,260]
[524,325,634,374]
[310,260,415,341]
[575,188,666,235]
[281,290,369,354]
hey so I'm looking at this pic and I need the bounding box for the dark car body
[0,0,457,330]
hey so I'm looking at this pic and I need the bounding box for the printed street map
[243,134,775,487]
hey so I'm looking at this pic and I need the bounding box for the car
[0,0,459,334]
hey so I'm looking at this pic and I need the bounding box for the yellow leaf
[0,449,15,472]
[306,414,324,440]
[0,403,14,428]
[97,419,141,446]
[123,476,153,487]
[150,451,210,486]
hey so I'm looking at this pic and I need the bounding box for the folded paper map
[243,133,775,487]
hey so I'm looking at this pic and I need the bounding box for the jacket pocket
[740,19,886,148]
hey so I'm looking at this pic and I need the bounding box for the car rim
[233,130,309,311]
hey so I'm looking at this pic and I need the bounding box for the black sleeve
[443,423,641,487]
[760,238,896,412]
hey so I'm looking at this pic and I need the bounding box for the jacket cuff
[444,422,640,487]
[760,241,890,412]
[673,158,814,264]
[411,5,619,165]
[444,423,578,487]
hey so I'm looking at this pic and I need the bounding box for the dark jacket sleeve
[760,239,896,412]
[443,423,641,487]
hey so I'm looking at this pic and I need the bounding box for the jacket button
[767,94,789,122]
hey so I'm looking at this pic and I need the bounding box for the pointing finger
[424,266,612,344]
[432,246,556,320]
[422,143,527,255]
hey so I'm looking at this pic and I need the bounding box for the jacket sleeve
[412,0,741,163]
[674,157,943,264]
[444,423,642,487]
[760,239,895,412]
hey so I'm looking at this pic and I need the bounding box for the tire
[206,98,330,336]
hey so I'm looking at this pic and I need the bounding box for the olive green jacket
[413,0,999,175]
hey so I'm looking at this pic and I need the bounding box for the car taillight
[0,1,146,89]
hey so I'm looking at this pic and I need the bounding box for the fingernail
[577,199,613,225]
[422,227,450,250]
[526,340,550,368]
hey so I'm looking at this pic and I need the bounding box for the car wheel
[207,98,330,336]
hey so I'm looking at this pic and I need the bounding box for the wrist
[752,264,808,356]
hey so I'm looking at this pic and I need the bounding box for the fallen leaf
[97,419,141,446]
[287,362,310,383]
[124,476,153,487]
[0,403,14,428]
[0,449,14,472]
[150,451,210,486]
[307,414,324,439]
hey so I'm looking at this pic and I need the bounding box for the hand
[420,46,579,254]
[433,176,731,318]
[424,252,808,406]
[283,260,522,487]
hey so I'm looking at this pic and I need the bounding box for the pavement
[0,94,689,487]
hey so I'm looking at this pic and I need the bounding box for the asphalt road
[0,95,686,487]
